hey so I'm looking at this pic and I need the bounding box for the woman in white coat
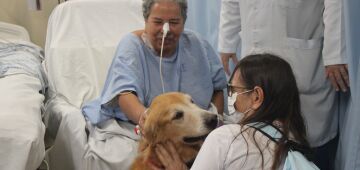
[218,0,349,169]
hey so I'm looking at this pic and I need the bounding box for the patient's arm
[118,92,147,126]
[211,90,224,115]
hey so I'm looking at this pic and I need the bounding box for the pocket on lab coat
[285,37,330,94]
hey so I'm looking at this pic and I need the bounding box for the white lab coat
[218,0,346,147]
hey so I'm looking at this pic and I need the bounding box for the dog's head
[141,92,218,166]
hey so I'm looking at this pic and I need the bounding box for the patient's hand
[136,109,148,136]
[139,111,147,129]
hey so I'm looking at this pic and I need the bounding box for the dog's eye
[173,111,184,120]
[190,99,194,103]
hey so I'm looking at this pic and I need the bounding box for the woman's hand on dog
[155,141,188,170]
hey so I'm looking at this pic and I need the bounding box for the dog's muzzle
[205,114,218,129]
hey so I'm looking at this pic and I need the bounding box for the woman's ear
[251,86,264,110]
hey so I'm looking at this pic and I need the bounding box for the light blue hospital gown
[82,30,227,125]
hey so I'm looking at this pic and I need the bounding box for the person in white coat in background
[218,0,349,169]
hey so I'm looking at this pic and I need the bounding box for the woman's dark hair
[229,53,310,169]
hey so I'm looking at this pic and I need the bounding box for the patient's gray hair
[142,0,187,22]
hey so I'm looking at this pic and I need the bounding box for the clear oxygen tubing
[159,22,169,93]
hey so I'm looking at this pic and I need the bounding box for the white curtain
[336,0,360,169]
[185,0,221,50]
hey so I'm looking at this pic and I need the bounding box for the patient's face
[145,1,184,57]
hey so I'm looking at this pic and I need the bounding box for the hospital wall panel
[0,0,58,47]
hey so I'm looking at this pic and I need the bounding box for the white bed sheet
[45,98,139,170]
[0,22,45,170]
[0,74,45,170]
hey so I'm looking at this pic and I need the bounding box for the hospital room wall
[0,0,58,47]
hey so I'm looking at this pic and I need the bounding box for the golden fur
[131,92,218,170]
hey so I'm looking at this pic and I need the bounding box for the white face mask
[228,93,238,114]
[227,90,253,123]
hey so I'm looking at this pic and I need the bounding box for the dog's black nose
[205,114,218,129]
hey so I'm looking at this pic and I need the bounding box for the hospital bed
[44,0,144,169]
[0,22,46,170]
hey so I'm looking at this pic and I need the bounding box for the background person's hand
[155,141,188,170]
[325,64,350,92]
[220,53,238,76]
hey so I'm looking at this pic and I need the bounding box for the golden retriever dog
[131,92,218,170]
